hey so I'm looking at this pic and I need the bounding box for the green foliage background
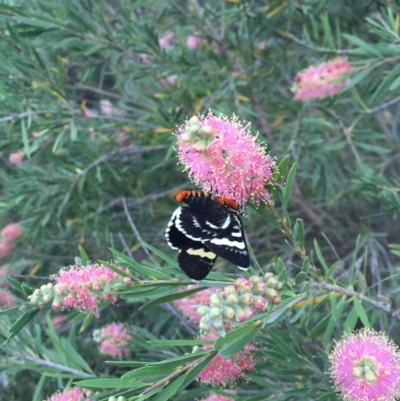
[0,0,400,400]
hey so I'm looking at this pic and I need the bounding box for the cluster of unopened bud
[195,274,283,332]
[108,396,126,401]
[180,116,218,151]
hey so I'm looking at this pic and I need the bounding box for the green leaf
[344,306,359,332]
[313,239,329,272]
[293,218,305,249]
[5,309,40,342]
[353,298,370,327]
[21,119,30,157]
[295,272,307,285]
[140,286,207,310]
[151,372,188,401]
[139,239,179,268]
[214,322,257,350]
[283,163,297,208]
[78,245,90,265]
[5,276,32,295]
[219,325,262,359]
[147,339,212,347]
[76,378,145,389]
[343,34,382,57]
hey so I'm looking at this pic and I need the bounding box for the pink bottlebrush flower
[292,57,353,101]
[1,223,24,241]
[139,53,150,63]
[158,31,175,49]
[172,285,213,323]
[329,329,400,401]
[100,99,113,116]
[176,112,275,205]
[93,322,132,359]
[186,35,206,50]
[44,386,91,401]
[201,395,234,401]
[0,241,13,258]
[9,151,24,165]
[83,107,95,118]
[0,283,14,308]
[27,264,132,316]
[197,329,255,387]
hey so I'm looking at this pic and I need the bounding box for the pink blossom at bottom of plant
[172,285,213,323]
[292,57,353,100]
[1,223,24,241]
[0,241,13,258]
[93,322,132,358]
[186,35,206,49]
[329,329,400,401]
[9,151,24,165]
[0,286,14,308]
[44,386,91,401]
[201,395,234,401]
[198,329,255,387]
[158,31,174,49]
[100,99,113,116]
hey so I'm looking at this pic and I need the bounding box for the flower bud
[46,283,54,290]
[210,293,222,307]
[255,282,267,293]
[199,316,211,331]
[212,319,224,330]
[253,296,268,311]
[224,285,236,295]
[266,288,278,300]
[192,345,200,353]
[235,308,247,322]
[210,307,221,318]
[43,294,52,303]
[108,397,117,401]
[264,272,274,280]
[227,293,239,305]
[266,276,279,288]
[196,306,210,316]
[223,306,235,319]
[236,278,253,292]
[34,289,41,296]
[250,275,261,284]
[243,306,253,319]
[123,277,132,284]
[240,293,253,305]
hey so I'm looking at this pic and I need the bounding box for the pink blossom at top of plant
[0,241,13,258]
[292,57,353,100]
[44,386,91,401]
[186,35,206,49]
[9,151,24,165]
[172,285,213,323]
[197,329,255,387]
[201,395,234,401]
[176,112,275,205]
[93,322,132,359]
[28,264,132,316]
[1,223,24,242]
[158,31,175,49]
[100,99,113,116]
[329,328,400,401]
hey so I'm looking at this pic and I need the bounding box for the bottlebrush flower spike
[44,387,92,401]
[27,264,132,316]
[292,57,352,100]
[329,328,400,401]
[1,223,24,241]
[93,322,132,359]
[176,112,275,205]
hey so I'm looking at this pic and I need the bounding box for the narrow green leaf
[138,239,179,268]
[353,298,370,327]
[141,286,207,310]
[21,119,30,157]
[76,378,145,389]
[321,14,335,48]
[78,245,90,265]
[147,339,212,347]
[70,119,77,141]
[5,309,39,341]
[293,218,305,249]
[313,239,329,272]
[344,306,358,332]
[295,272,307,285]
[5,276,32,295]
[283,163,297,208]
[219,325,262,359]
[343,34,382,57]
[214,322,257,350]
[180,353,216,387]
[151,372,188,401]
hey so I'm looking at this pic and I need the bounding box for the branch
[0,110,54,123]
[310,281,400,320]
